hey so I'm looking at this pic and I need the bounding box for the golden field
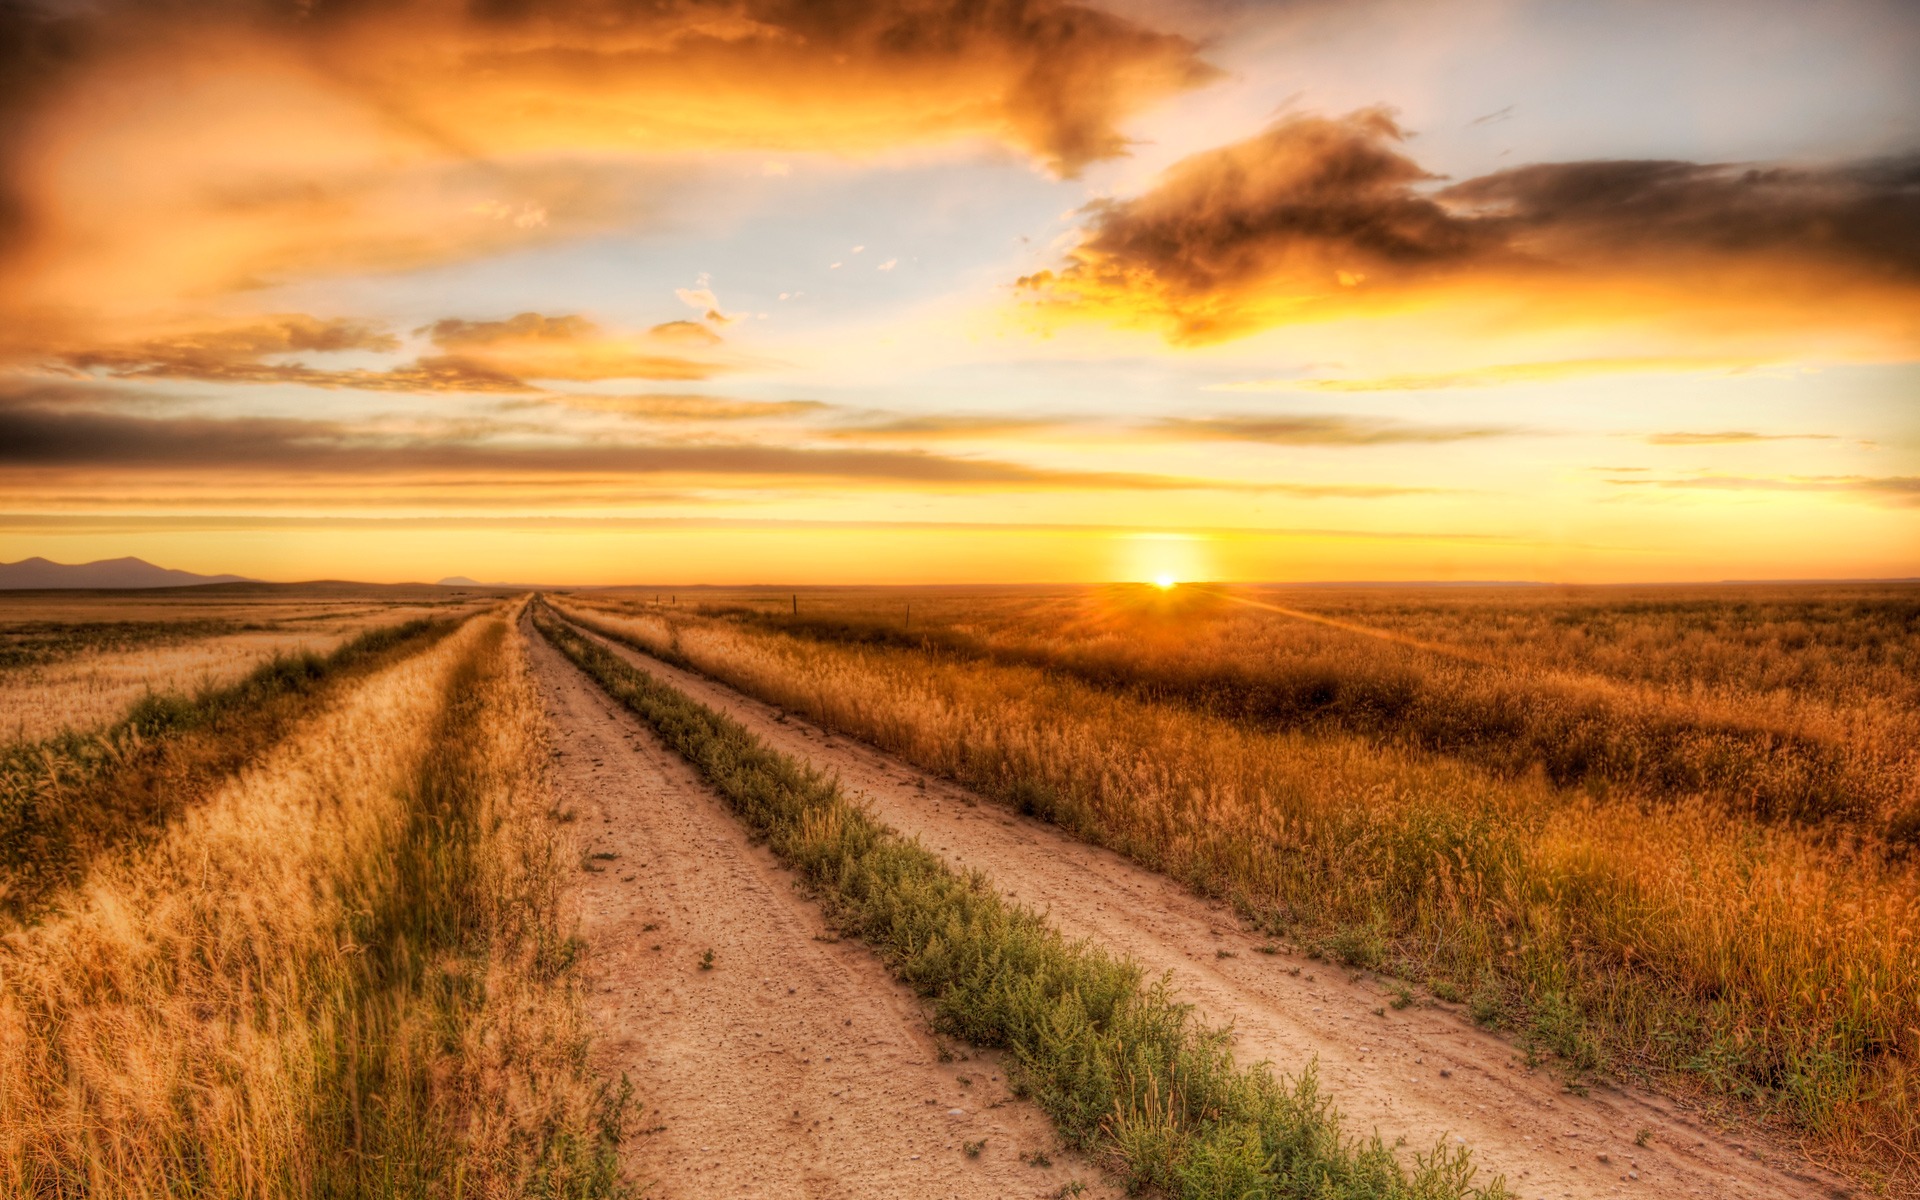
[558,582,1920,1185]
[0,590,626,1197]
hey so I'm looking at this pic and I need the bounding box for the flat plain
[3,580,1914,1197]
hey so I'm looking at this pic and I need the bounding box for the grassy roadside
[552,598,1920,1185]
[534,602,1505,1200]
[2,610,630,1197]
[0,613,464,923]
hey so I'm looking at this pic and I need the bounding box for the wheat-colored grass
[556,592,1920,1187]
[0,603,465,746]
[0,608,624,1197]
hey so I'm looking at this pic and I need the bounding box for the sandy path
[563,618,1859,1200]
[524,619,1121,1199]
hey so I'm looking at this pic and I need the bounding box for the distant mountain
[437,575,540,589]
[0,556,253,590]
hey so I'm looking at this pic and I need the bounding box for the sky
[0,0,1916,585]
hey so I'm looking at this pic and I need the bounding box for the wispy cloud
[822,414,1074,440]
[0,390,1426,498]
[43,312,735,392]
[1210,357,1770,393]
[1156,415,1525,445]
[1603,472,1920,505]
[1643,430,1839,445]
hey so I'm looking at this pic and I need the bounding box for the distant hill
[437,575,540,589]
[0,556,254,590]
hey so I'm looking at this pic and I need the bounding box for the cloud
[551,393,828,421]
[648,321,723,347]
[1643,430,1838,445]
[421,311,733,382]
[1015,109,1920,344]
[46,315,533,392]
[39,310,734,391]
[0,0,1214,339]
[1603,472,1920,505]
[823,414,1073,440]
[0,387,1444,503]
[1156,414,1523,444]
[1209,356,1769,393]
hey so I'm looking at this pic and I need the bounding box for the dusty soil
[560,617,1860,1200]
[524,619,1122,1199]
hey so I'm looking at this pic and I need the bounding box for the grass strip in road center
[534,603,1507,1200]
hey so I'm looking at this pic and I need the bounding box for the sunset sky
[1,0,1916,584]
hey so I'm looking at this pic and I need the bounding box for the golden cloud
[1015,110,1920,347]
[421,311,735,382]
[0,0,1214,340]
[36,311,738,391]
[1155,414,1524,445]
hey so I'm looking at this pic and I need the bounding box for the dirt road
[557,616,1857,1200]
[523,619,1121,1199]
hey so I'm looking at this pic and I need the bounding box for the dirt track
[554,616,1858,1200]
[524,618,1121,1199]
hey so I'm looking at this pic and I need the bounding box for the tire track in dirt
[563,618,1859,1200]
[523,618,1121,1199]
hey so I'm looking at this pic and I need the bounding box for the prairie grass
[0,608,628,1197]
[534,602,1506,1200]
[0,615,460,923]
[0,619,246,673]
[555,590,1920,1186]
[681,584,1920,832]
[0,601,469,747]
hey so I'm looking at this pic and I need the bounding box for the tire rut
[524,618,1120,1199]
[561,617,1858,1200]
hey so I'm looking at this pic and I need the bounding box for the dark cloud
[1440,154,1920,279]
[1157,414,1522,444]
[1018,109,1920,341]
[0,390,1210,491]
[0,388,1443,498]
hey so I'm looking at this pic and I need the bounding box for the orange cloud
[421,311,735,382]
[40,311,733,391]
[0,0,1214,340]
[1155,414,1524,445]
[1015,110,1920,346]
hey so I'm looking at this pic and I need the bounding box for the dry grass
[556,585,1920,1189]
[0,608,628,1197]
[0,598,474,746]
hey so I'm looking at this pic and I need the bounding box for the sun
[1152,573,1178,590]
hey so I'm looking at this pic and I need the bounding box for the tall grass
[0,615,460,922]
[534,602,1505,1200]
[555,594,1920,1187]
[690,586,1919,832]
[0,610,629,1197]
